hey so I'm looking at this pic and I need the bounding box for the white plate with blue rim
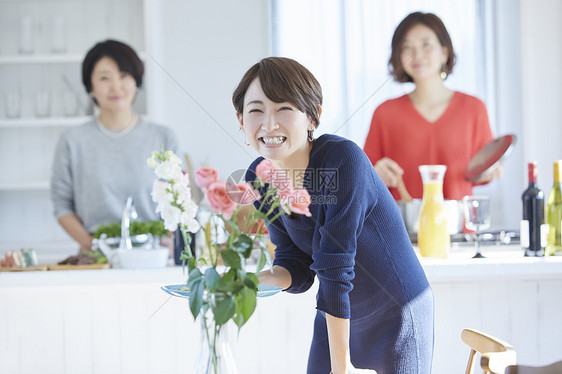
[161,284,282,298]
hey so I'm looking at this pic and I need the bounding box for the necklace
[96,113,139,138]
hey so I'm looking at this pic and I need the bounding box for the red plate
[464,134,516,182]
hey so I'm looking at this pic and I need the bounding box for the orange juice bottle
[417,165,450,258]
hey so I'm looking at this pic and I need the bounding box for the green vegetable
[77,249,108,264]
[93,220,167,239]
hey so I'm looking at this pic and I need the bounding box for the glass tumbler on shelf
[19,16,35,54]
[51,16,66,53]
[35,92,50,117]
[463,195,491,258]
[417,165,450,258]
[5,92,22,118]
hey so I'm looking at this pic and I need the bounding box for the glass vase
[195,198,226,263]
[193,295,238,374]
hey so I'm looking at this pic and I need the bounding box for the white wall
[520,0,562,189]
[148,0,271,180]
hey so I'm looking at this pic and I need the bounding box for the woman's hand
[474,165,504,184]
[373,157,403,187]
[58,214,94,250]
[258,265,291,289]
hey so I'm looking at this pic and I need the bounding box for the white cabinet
[0,0,151,251]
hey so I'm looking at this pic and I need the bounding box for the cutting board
[0,263,111,272]
[47,263,111,271]
[0,265,48,272]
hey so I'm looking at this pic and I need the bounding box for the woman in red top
[363,12,502,201]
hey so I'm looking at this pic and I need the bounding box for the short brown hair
[389,12,456,83]
[82,40,144,97]
[232,57,323,127]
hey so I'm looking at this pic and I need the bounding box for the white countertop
[2,244,561,287]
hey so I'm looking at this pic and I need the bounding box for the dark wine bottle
[521,161,546,256]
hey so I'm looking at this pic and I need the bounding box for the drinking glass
[35,92,50,117]
[463,195,491,258]
[5,92,22,118]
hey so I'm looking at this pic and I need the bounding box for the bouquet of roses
[148,148,311,371]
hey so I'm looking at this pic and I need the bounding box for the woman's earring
[243,133,250,146]
[440,63,448,80]
[307,130,314,142]
[89,92,95,98]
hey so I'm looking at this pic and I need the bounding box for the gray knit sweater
[50,118,179,233]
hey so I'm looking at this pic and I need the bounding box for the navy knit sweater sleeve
[310,137,379,318]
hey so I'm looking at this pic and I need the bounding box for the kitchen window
[270,0,493,146]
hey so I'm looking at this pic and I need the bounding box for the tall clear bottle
[521,162,546,256]
[546,160,562,256]
[417,165,450,258]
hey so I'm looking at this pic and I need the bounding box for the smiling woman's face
[400,23,448,82]
[238,78,315,167]
[90,56,137,111]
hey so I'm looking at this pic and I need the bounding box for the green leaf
[231,234,253,258]
[235,287,257,328]
[244,273,259,289]
[222,268,235,283]
[213,295,235,326]
[221,249,242,268]
[187,257,198,273]
[256,248,267,273]
[217,278,243,293]
[188,278,204,318]
[204,268,220,290]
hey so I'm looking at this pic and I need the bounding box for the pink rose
[280,188,312,217]
[206,181,237,219]
[195,167,218,190]
[226,182,261,205]
[256,159,276,183]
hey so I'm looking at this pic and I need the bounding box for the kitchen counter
[1,245,561,374]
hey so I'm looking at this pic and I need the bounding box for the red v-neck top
[363,91,494,200]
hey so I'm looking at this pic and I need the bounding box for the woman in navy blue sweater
[233,57,434,374]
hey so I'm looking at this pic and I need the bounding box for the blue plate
[161,284,282,299]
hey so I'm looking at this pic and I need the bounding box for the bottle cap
[528,161,538,183]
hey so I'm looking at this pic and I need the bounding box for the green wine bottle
[546,160,562,256]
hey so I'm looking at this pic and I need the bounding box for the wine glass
[463,195,491,258]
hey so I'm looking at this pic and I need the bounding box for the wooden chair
[462,328,517,374]
[506,361,562,373]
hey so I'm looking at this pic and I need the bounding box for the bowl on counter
[94,233,170,269]
[114,247,169,269]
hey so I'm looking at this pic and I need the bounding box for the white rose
[172,173,191,204]
[161,203,182,231]
[165,151,182,167]
[180,213,201,234]
[151,180,172,206]
[147,156,159,169]
[182,199,198,217]
[155,160,182,181]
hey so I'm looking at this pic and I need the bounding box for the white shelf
[0,116,90,128]
[0,53,84,65]
[0,181,49,191]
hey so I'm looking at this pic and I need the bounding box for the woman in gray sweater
[51,40,178,250]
